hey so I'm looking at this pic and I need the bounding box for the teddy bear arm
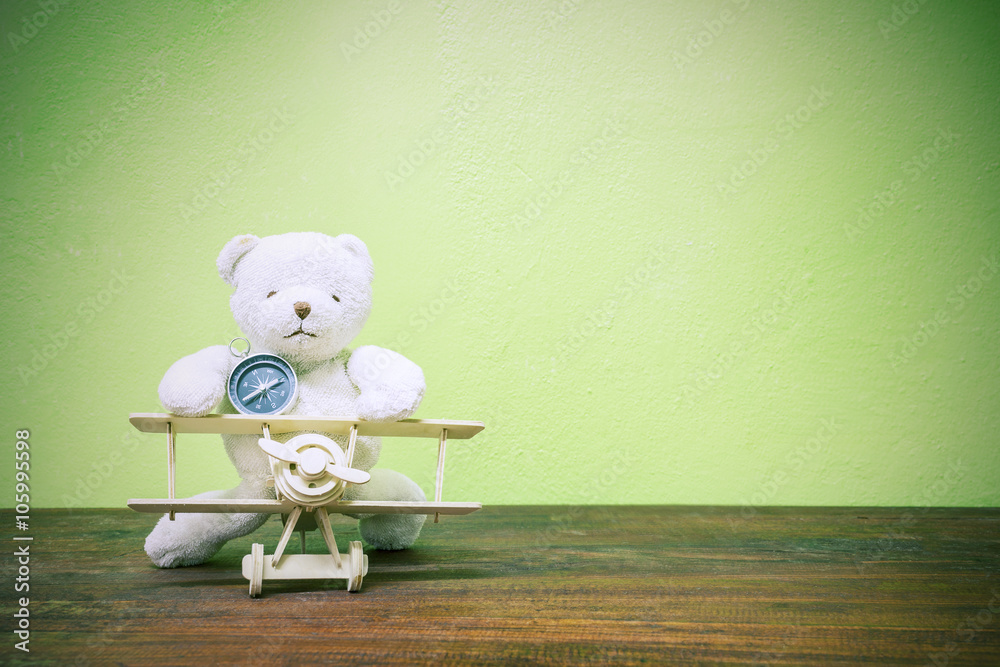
[347,345,426,422]
[158,345,232,417]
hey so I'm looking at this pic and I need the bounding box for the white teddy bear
[145,232,428,568]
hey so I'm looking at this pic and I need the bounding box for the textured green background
[2,1,998,510]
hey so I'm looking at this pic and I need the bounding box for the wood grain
[2,506,998,665]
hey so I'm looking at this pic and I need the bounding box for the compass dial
[227,353,298,415]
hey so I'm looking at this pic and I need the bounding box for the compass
[226,338,298,416]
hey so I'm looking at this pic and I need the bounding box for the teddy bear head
[217,232,374,364]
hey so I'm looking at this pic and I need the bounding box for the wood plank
[127,498,483,515]
[129,412,485,439]
[8,506,999,665]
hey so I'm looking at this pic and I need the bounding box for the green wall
[2,1,998,510]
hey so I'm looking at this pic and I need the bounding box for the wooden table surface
[2,506,998,665]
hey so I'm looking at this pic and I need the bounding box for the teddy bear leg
[344,468,427,551]
[144,477,273,568]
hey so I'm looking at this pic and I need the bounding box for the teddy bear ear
[336,233,374,277]
[217,234,260,286]
[336,234,369,259]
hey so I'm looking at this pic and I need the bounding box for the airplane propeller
[258,437,370,485]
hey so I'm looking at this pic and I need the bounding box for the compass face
[227,353,298,415]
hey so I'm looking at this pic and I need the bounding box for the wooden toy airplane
[127,413,484,597]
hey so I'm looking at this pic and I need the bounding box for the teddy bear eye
[266,291,277,298]
[331,294,340,302]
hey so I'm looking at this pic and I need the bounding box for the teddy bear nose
[294,301,311,320]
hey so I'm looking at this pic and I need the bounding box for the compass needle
[227,339,298,415]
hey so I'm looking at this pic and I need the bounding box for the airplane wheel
[249,543,264,598]
[347,541,364,592]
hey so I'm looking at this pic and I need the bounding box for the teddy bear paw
[358,513,425,551]
[354,390,419,423]
[144,513,225,568]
